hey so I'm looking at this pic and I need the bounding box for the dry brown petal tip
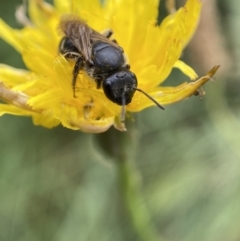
[0,82,32,111]
[207,65,221,78]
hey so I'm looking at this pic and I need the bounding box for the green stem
[94,123,164,241]
[117,160,162,241]
[116,127,164,241]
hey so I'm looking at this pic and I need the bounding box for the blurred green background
[0,0,240,241]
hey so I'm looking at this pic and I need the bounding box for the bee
[59,16,164,121]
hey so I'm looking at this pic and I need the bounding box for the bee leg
[101,29,119,44]
[72,57,84,98]
[101,29,113,38]
[63,52,81,60]
[96,79,102,89]
[111,39,118,44]
[193,87,205,99]
[124,64,130,69]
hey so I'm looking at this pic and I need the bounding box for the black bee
[59,16,164,121]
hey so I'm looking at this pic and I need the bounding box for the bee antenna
[121,90,126,123]
[135,88,165,110]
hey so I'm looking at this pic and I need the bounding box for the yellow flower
[0,0,219,133]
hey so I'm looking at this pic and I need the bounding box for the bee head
[103,69,138,106]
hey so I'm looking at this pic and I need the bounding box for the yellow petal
[49,102,114,132]
[0,103,60,128]
[173,60,198,80]
[0,64,31,86]
[0,19,24,52]
[0,19,58,54]
[0,104,33,116]
[22,46,56,76]
[182,0,202,47]
[32,110,61,128]
[147,0,202,86]
[28,0,55,28]
[54,0,73,14]
[64,117,114,133]
[128,66,220,111]
[105,0,159,55]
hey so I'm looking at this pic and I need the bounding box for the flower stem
[117,159,164,241]
[94,122,164,241]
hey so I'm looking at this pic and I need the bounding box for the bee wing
[90,31,123,51]
[60,17,123,61]
[60,18,93,62]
